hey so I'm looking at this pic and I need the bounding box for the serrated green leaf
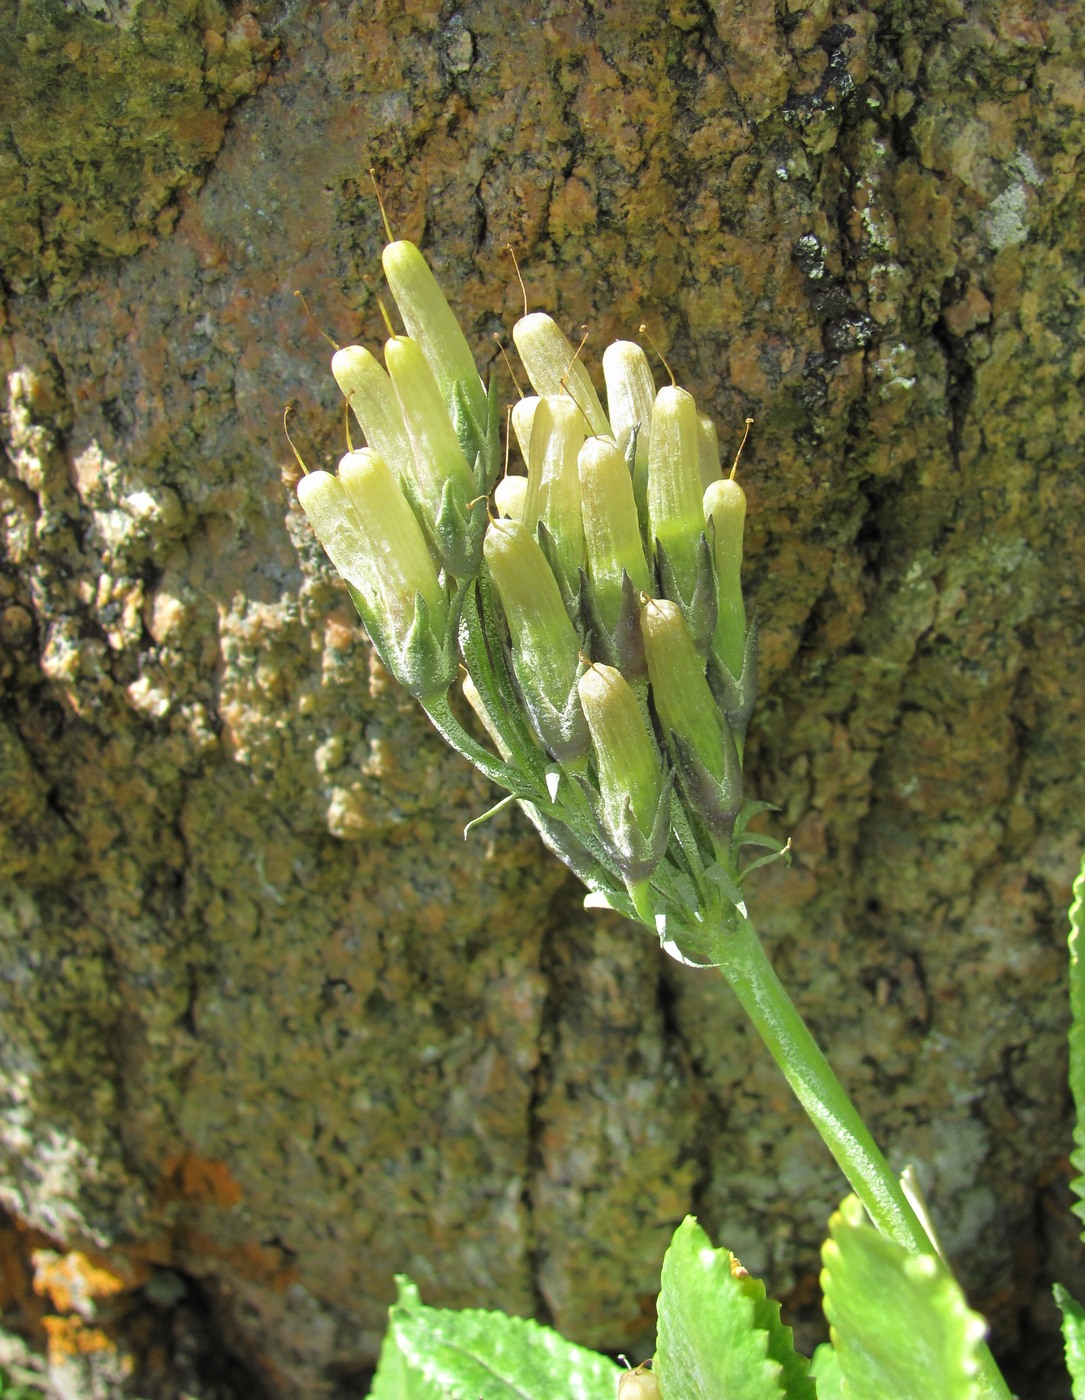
[656,1216,810,1400]
[369,1275,620,1400]
[1054,1282,1085,1400]
[739,1262,816,1399]
[1067,853,1085,1232]
[820,1196,987,1400]
[809,1344,845,1399]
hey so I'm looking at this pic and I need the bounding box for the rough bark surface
[0,1,1082,1396]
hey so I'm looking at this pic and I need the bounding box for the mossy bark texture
[0,1,1082,1397]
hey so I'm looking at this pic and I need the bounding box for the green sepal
[707,613,759,751]
[653,532,718,656]
[579,569,647,680]
[702,861,746,910]
[521,797,627,896]
[730,801,791,880]
[460,373,502,498]
[731,799,778,843]
[423,693,535,796]
[625,420,648,525]
[667,795,713,882]
[535,518,582,622]
[433,471,487,579]
[342,580,456,704]
[738,839,792,881]
[669,721,744,843]
[450,376,487,470]
[576,766,674,883]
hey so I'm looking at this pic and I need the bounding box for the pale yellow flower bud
[578,435,651,633]
[297,456,446,647]
[578,662,664,863]
[522,395,586,590]
[494,474,528,521]
[381,240,487,429]
[647,386,705,603]
[703,477,747,678]
[483,517,587,760]
[331,345,413,483]
[697,412,722,494]
[384,334,475,532]
[512,313,609,438]
[603,339,654,517]
[511,395,541,469]
[641,597,727,784]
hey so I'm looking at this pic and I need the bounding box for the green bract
[298,236,785,962]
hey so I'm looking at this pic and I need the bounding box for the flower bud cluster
[298,239,782,957]
[297,242,500,701]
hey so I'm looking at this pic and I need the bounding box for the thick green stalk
[716,915,1013,1400]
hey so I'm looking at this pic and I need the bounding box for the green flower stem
[716,914,1013,1400]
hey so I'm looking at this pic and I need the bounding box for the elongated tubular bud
[602,340,654,520]
[338,450,447,627]
[297,461,446,642]
[384,334,475,525]
[578,662,663,846]
[647,386,705,603]
[703,477,747,678]
[697,412,722,494]
[381,240,487,429]
[523,395,586,589]
[511,396,541,469]
[296,471,370,593]
[331,346,414,482]
[641,596,727,784]
[494,474,528,521]
[483,517,587,760]
[512,313,610,438]
[578,435,651,633]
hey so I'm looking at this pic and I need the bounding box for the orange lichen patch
[32,1248,147,1316]
[157,1153,244,1209]
[41,1313,128,1368]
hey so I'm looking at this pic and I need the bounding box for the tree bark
[0,1,1082,1396]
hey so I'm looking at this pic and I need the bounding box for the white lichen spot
[987,182,1029,250]
[1014,150,1042,186]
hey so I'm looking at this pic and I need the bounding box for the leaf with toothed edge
[369,1276,621,1400]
